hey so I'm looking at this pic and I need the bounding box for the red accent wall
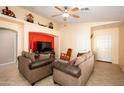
[29,32,54,52]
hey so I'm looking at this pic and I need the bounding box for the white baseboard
[0,61,16,66]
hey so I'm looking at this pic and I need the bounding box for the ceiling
[21,6,124,23]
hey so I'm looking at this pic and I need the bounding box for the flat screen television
[37,41,52,53]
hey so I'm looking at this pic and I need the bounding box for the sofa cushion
[39,54,50,60]
[75,55,86,66]
[83,51,93,59]
[52,61,81,78]
[29,58,54,70]
[83,53,89,59]
[22,51,35,62]
[58,59,69,64]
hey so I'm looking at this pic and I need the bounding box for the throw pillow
[22,51,35,62]
[75,55,86,66]
[83,53,89,59]
[77,52,85,57]
[83,51,92,59]
[77,51,90,57]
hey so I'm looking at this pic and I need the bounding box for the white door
[93,28,115,63]
[0,28,17,65]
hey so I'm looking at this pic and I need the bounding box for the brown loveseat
[18,51,55,85]
[52,51,94,86]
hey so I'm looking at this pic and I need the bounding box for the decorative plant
[35,50,40,57]
[26,13,34,23]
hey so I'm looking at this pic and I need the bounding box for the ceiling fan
[52,6,80,21]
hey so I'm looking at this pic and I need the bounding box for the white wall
[58,22,120,59]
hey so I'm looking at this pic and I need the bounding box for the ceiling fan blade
[54,6,64,13]
[52,14,62,17]
[71,14,80,18]
[71,7,79,11]
[69,7,79,14]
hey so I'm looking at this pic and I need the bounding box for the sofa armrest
[18,56,31,66]
[18,56,32,74]
[52,61,81,78]
[29,58,54,70]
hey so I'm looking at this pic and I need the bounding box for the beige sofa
[18,51,55,85]
[52,52,94,86]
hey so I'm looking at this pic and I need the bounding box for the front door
[93,29,113,62]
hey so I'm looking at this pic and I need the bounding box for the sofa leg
[31,83,35,86]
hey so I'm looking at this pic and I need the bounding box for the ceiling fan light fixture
[53,6,80,21]
[62,13,69,18]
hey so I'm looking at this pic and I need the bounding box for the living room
[1,4,124,87]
